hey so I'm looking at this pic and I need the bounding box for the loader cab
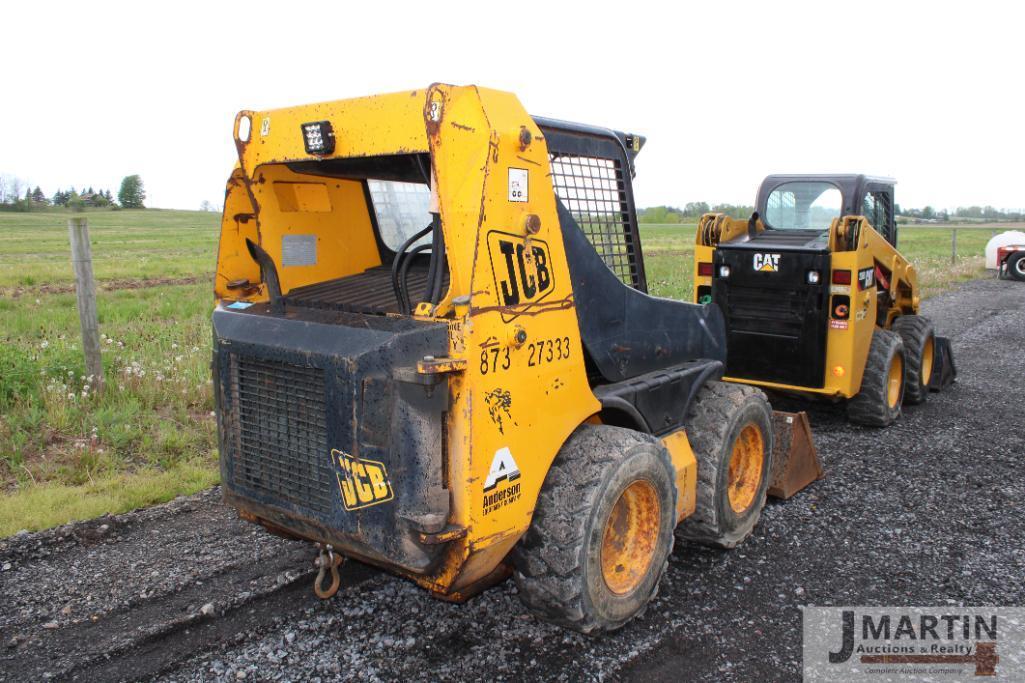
[756,174,898,246]
[697,173,898,393]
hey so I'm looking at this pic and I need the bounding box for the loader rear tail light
[302,121,335,155]
[832,270,852,285]
[698,262,713,277]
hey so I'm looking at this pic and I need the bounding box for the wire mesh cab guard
[536,118,726,392]
[536,118,647,292]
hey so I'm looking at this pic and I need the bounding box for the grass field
[0,208,218,292]
[0,209,1002,534]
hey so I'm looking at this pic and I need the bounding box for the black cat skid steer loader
[212,85,819,633]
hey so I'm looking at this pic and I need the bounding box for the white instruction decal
[281,234,317,267]
[508,168,528,202]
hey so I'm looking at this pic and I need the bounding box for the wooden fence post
[68,217,104,390]
[950,228,958,265]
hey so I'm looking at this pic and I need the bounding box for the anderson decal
[483,447,522,515]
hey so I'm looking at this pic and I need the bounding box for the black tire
[847,329,905,427]
[1009,253,1025,282]
[675,382,773,550]
[892,315,935,405]
[511,425,676,634]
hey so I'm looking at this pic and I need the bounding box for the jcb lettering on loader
[334,450,393,511]
[212,84,817,633]
[488,232,553,311]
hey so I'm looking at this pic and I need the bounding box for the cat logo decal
[753,253,781,272]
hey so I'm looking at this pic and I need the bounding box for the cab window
[765,182,842,230]
[367,180,431,251]
[862,190,892,237]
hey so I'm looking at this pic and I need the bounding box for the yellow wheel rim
[921,335,935,387]
[887,352,904,408]
[601,480,660,595]
[727,424,765,513]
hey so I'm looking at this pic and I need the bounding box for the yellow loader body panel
[212,85,718,598]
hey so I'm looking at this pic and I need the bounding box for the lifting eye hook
[313,543,343,599]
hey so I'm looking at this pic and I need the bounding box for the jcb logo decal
[753,253,781,272]
[333,449,393,511]
[487,231,553,320]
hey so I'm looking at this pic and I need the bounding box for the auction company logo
[803,607,1025,681]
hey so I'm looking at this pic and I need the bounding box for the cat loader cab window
[764,181,842,230]
[862,190,896,243]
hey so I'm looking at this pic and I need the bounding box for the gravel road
[1,276,1022,682]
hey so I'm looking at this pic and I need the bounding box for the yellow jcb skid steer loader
[693,175,957,427]
[212,85,817,633]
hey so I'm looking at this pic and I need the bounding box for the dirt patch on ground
[1,276,206,299]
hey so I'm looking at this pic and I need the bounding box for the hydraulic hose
[398,243,432,314]
[390,223,433,313]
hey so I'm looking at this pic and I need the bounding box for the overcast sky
[3,1,1023,212]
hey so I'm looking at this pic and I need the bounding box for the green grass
[0,208,222,534]
[0,208,219,290]
[0,280,218,531]
[0,457,219,536]
[0,210,999,536]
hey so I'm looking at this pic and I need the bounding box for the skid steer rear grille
[226,355,335,515]
[725,286,804,335]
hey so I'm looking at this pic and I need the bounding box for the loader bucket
[767,411,822,499]
[928,336,957,391]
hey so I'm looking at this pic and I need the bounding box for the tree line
[639,203,755,223]
[0,175,146,211]
[640,202,1025,223]
[895,205,1025,222]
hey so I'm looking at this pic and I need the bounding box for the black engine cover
[712,238,830,389]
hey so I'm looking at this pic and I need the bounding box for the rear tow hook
[313,543,343,599]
